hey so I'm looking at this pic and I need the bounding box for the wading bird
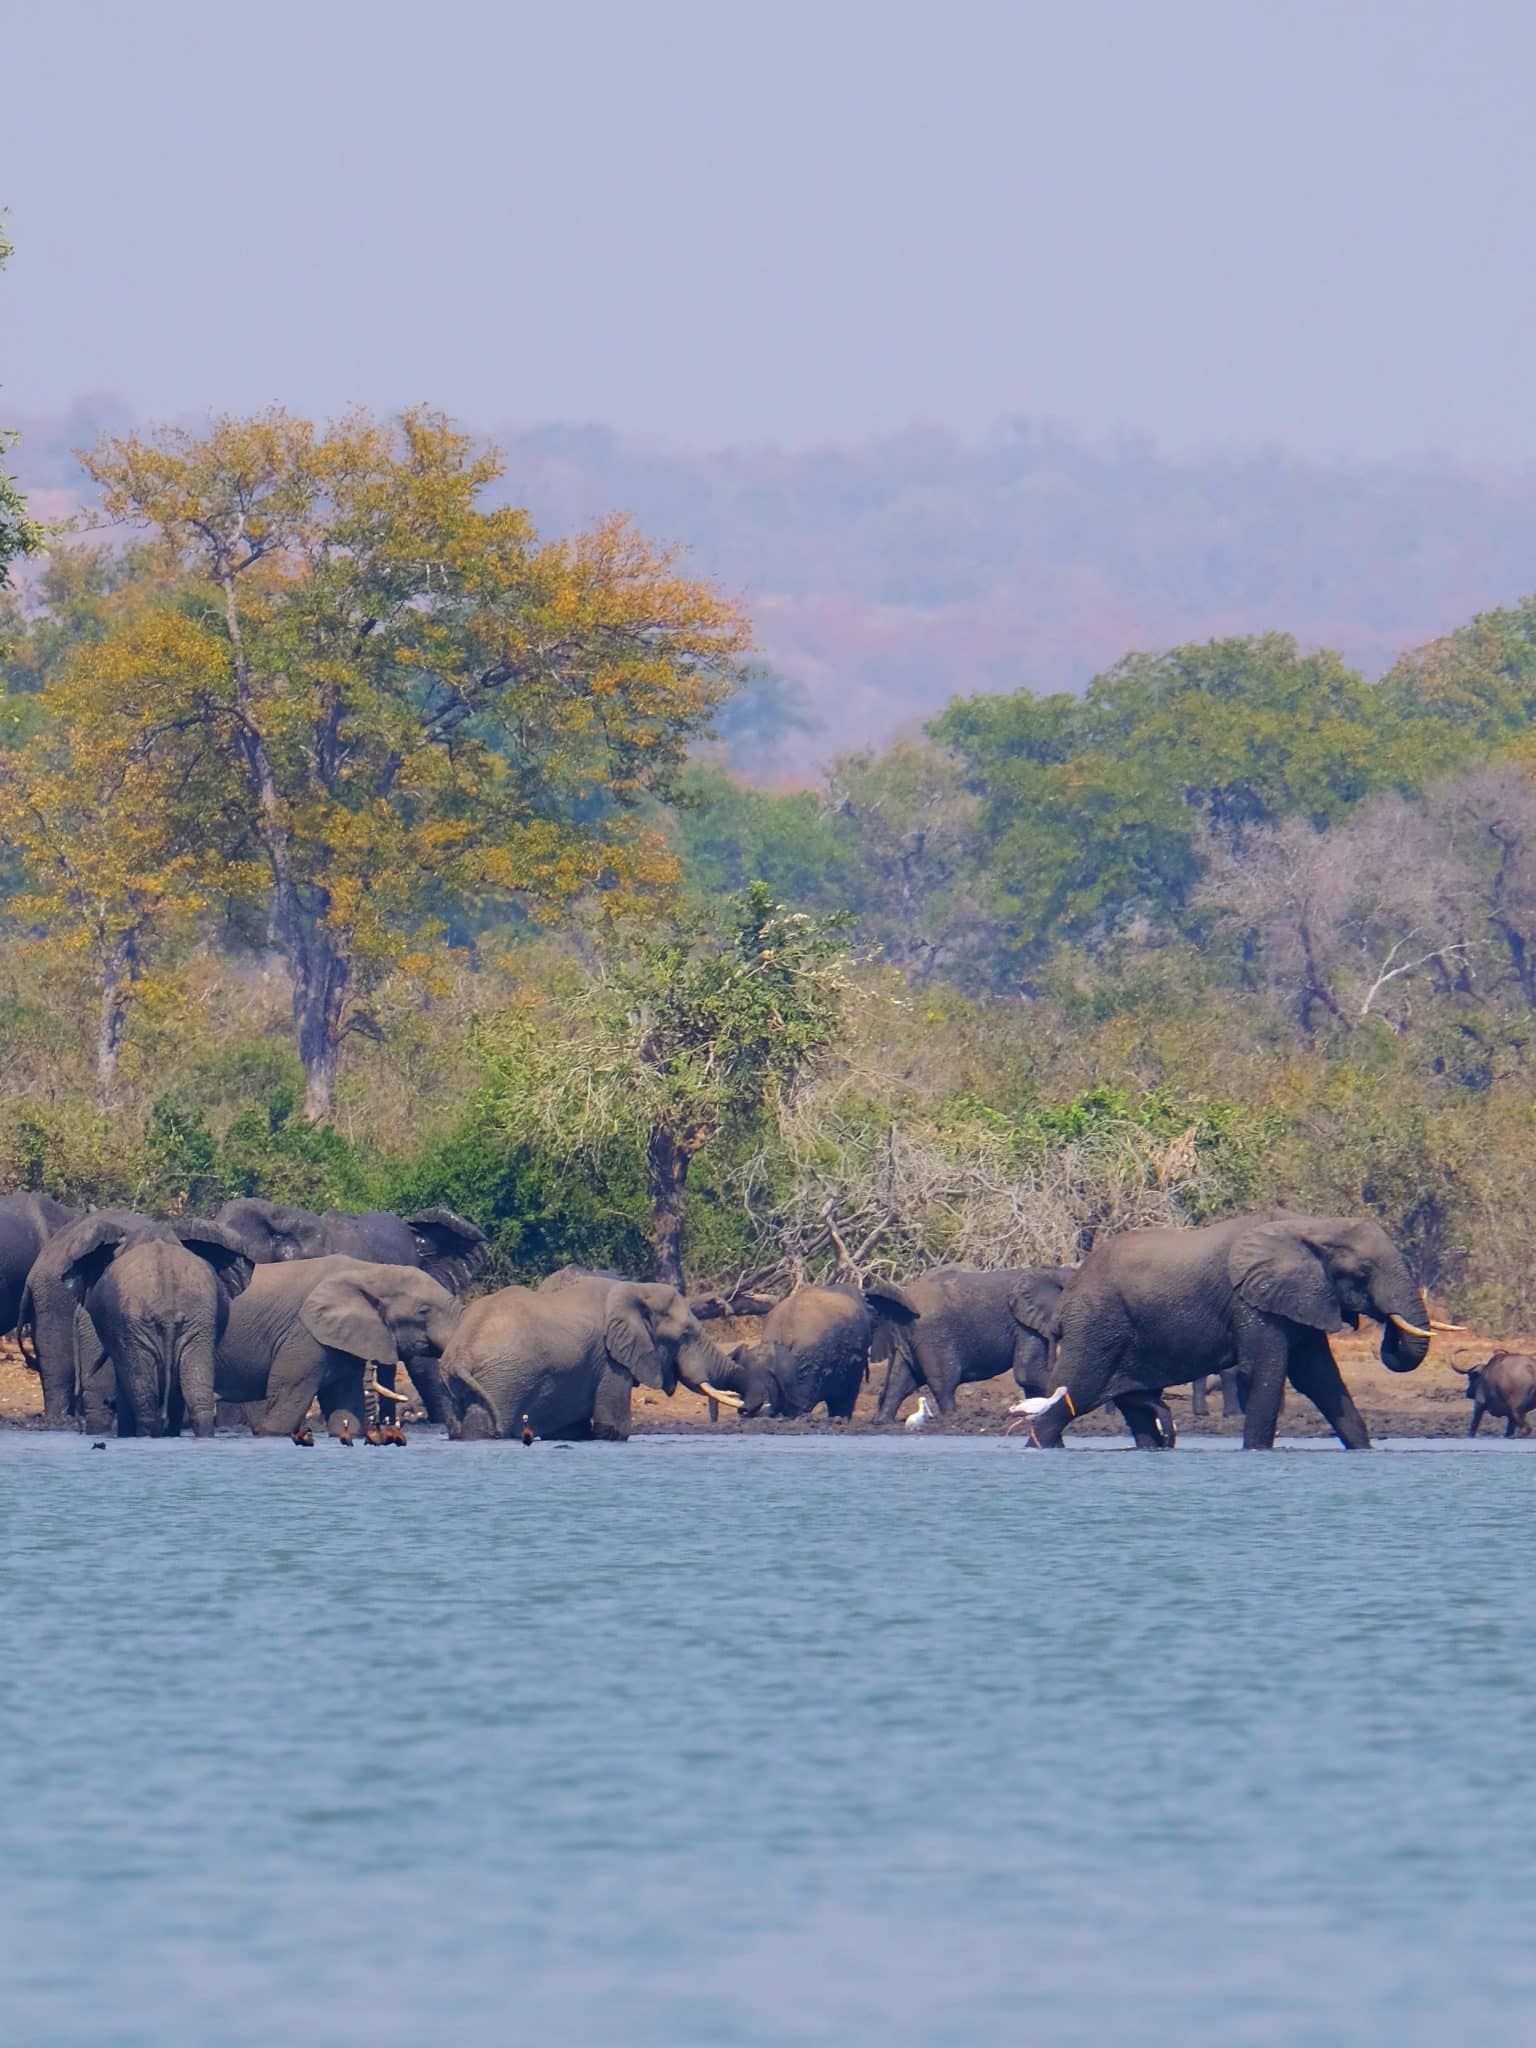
[905,1392,938,1432]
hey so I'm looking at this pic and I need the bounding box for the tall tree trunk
[646,1126,691,1287]
[294,930,350,1123]
[95,931,139,1109]
[218,553,352,1122]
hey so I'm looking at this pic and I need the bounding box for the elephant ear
[863,1281,920,1324]
[1228,1221,1344,1332]
[300,1274,398,1364]
[1010,1271,1068,1341]
[60,1214,135,1300]
[176,1220,254,1299]
[604,1285,669,1390]
[407,1208,487,1290]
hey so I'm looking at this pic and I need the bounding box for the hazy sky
[5,0,1535,457]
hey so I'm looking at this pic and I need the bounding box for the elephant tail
[15,1281,38,1372]
[445,1356,502,1440]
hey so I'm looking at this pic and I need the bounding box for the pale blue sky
[4,0,1534,456]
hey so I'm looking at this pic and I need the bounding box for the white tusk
[1388,1313,1434,1340]
[1429,1320,1465,1333]
[371,1381,410,1403]
[699,1381,744,1410]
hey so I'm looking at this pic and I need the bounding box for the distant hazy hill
[16,403,1536,774]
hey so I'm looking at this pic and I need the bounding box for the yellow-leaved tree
[0,687,237,1103]
[35,408,746,1117]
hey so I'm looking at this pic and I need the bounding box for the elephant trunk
[442,1348,502,1439]
[675,1328,744,1399]
[1375,1271,1433,1374]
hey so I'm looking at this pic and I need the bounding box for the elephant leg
[924,1348,961,1417]
[913,1335,962,1417]
[1286,1340,1370,1450]
[591,1365,633,1442]
[1190,1374,1209,1418]
[178,1343,217,1439]
[827,1378,859,1421]
[1115,1393,1175,1450]
[78,1340,116,1435]
[1220,1369,1243,1418]
[1239,1332,1291,1450]
[875,1349,918,1424]
[402,1351,452,1426]
[322,1362,367,1439]
[257,1336,327,1437]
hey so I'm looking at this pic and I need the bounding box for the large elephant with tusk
[1022,1212,1454,1451]
[216,1256,462,1439]
[441,1274,745,1440]
[214,1197,485,1421]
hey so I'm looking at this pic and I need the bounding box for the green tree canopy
[475,885,852,1282]
[933,632,1474,969]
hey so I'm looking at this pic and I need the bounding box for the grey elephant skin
[0,1191,78,1338]
[865,1264,1175,1447]
[22,1213,251,1435]
[216,1256,461,1437]
[716,1284,892,1419]
[1454,1352,1536,1437]
[215,1198,485,1419]
[441,1275,742,1440]
[864,1265,1075,1421]
[1026,1213,1435,1451]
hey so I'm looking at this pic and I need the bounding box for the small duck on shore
[291,1425,314,1447]
[521,1414,536,1446]
[381,1420,408,1446]
[336,1418,354,1446]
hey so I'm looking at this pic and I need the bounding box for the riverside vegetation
[3,408,1536,1326]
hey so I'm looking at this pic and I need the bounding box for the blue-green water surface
[1,1431,1531,2046]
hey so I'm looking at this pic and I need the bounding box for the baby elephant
[1455,1352,1536,1437]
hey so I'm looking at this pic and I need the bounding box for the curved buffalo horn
[1430,1320,1465,1332]
[699,1381,745,1410]
[371,1381,410,1403]
[1388,1313,1434,1339]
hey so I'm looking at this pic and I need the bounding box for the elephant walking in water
[217,1256,461,1438]
[864,1265,1176,1446]
[442,1274,744,1440]
[22,1213,252,1436]
[1023,1213,1449,1451]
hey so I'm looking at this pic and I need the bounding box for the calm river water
[1,1431,1532,2046]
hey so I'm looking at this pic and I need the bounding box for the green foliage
[671,765,858,911]
[1382,592,1536,744]
[934,632,1481,968]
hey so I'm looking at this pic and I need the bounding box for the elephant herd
[0,1193,1484,1449]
